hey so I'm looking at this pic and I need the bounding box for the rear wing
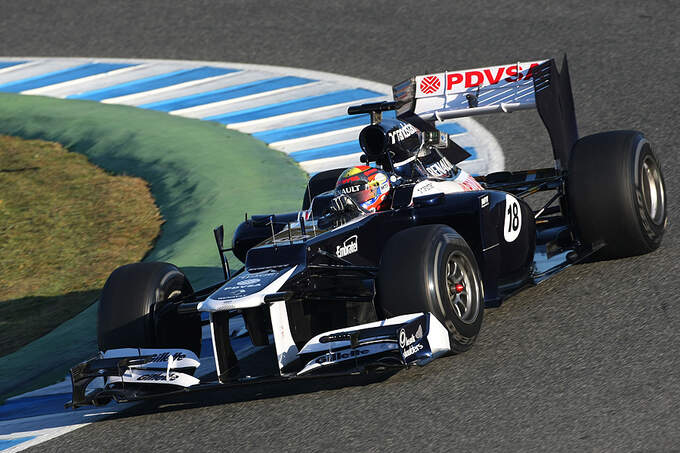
[393,56,578,171]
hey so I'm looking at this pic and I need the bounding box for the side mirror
[214,224,224,250]
[213,225,231,281]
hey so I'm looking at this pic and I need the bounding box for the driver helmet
[335,165,391,212]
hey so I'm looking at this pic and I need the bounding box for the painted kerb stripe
[67,66,237,101]
[139,76,314,112]
[0,63,134,92]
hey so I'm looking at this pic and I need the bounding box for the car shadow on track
[106,370,400,420]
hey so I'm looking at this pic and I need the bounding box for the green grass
[0,93,308,399]
[0,93,308,286]
[0,135,163,356]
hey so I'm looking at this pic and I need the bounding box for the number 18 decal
[504,194,522,242]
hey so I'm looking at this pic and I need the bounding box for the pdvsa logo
[419,75,441,94]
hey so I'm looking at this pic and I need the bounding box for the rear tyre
[98,262,201,356]
[301,167,346,210]
[376,225,484,353]
[567,131,666,259]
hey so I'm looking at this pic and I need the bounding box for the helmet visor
[336,182,376,204]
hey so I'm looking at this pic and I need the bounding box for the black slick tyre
[376,224,484,353]
[567,131,666,259]
[97,262,201,356]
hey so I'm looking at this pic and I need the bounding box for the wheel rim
[445,251,480,324]
[641,154,665,225]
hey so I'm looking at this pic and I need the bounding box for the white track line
[170,80,342,118]
[0,60,83,86]
[228,96,387,134]
[115,70,275,106]
[22,64,146,96]
[100,72,242,105]
[299,152,365,174]
[21,63,187,98]
[269,126,364,153]
[0,61,43,76]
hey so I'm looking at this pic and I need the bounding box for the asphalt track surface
[2,1,679,450]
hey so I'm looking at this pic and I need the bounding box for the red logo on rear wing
[415,60,547,97]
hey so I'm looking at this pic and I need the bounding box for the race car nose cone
[454,283,465,294]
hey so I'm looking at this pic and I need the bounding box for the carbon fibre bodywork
[67,57,604,408]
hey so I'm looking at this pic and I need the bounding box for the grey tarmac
[1,0,678,451]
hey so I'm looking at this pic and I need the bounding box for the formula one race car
[68,56,666,407]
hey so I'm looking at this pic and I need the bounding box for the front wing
[67,313,450,408]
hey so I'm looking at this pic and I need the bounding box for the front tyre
[376,225,484,353]
[567,131,667,259]
[97,262,201,356]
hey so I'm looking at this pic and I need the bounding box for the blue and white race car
[68,56,666,407]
